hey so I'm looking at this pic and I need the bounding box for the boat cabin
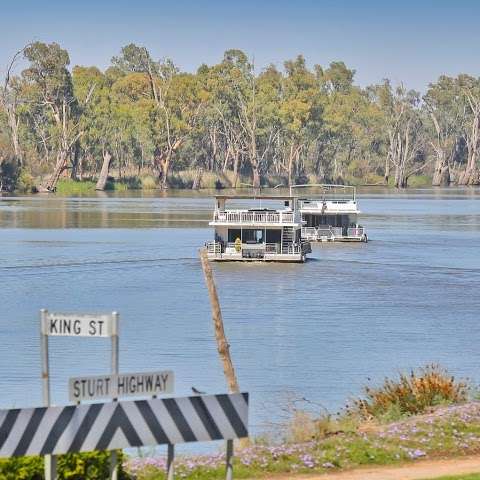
[206,195,311,262]
[291,184,367,242]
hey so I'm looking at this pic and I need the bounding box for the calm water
[1,187,480,448]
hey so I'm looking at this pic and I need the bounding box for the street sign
[41,312,118,337]
[0,393,249,457]
[69,371,174,402]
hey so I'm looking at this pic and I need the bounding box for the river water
[0,187,479,448]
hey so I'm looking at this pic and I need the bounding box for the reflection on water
[1,186,479,229]
[0,187,480,449]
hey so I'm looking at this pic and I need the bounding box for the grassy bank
[29,172,434,195]
[0,366,476,479]
[125,402,480,479]
[124,366,475,479]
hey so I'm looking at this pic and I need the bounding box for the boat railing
[281,243,303,254]
[206,241,222,254]
[213,210,295,224]
[347,227,365,238]
[301,226,343,239]
[265,243,280,253]
[208,240,299,256]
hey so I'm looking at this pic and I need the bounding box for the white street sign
[69,370,174,402]
[41,312,118,337]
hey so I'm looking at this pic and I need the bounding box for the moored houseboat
[291,184,368,242]
[206,195,311,262]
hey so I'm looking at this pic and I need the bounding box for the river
[0,187,479,450]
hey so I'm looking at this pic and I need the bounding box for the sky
[1,0,480,91]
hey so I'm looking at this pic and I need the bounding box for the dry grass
[350,364,468,420]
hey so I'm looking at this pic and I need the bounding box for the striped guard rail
[0,392,248,457]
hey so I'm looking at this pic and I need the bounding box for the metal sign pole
[225,439,234,480]
[40,309,57,480]
[167,443,175,480]
[110,312,119,480]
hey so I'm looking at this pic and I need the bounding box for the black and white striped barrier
[0,392,249,457]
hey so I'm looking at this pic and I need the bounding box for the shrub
[141,175,157,190]
[17,169,36,193]
[0,156,20,192]
[56,179,96,195]
[114,176,142,190]
[0,451,129,480]
[350,364,468,420]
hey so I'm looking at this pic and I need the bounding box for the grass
[47,172,434,194]
[125,402,480,478]
[56,179,96,195]
[125,365,476,480]
[427,476,480,480]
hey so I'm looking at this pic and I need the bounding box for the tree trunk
[288,144,294,186]
[70,143,80,180]
[159,150,172,190]
[458,113,480,185]
[192,167,203,190]
[232,151,240,188]
[252,163,260,189]
[432,151,450,187]
[96,150,112,191]
[42,150,68,192]
[7,107,21,164]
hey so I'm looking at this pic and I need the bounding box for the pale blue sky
[1,0,479,91]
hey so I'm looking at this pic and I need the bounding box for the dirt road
[255,455,480,480]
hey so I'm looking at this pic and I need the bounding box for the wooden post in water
[199,248,240,480]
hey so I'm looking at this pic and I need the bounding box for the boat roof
[290,183,355,190]
[214,195,296,201]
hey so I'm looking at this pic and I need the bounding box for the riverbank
[125,402,480,479]
[12,172,434,195]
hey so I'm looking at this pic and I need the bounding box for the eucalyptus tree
[423,76,465,186]
[279,55,321,185]
[372,80,426,188]
[21,42,92,191]
[0,46,30,165]
[456,75,480,185]
[112,44,204,188]
[72,66,121,188]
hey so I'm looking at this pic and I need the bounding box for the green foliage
[141,175,157,189]
[17,169,36,193]
[0,451,129,480]
[56,179,96,195]
[6,42,480,190]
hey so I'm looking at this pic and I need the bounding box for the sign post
[110,311,119,480]
[40,309,56,480]
[39,309,119,480]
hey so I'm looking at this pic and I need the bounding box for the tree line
[1,41,479,192]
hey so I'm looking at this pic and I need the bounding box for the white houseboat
[291,184,368,242]
[206,195,311,262]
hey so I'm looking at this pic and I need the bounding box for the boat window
[242,229,264,244]
[266,229,281,244]
[228,229,241,242]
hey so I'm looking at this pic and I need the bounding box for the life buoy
[234,237,241,252]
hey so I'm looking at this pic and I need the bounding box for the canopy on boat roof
[213,195,295,201]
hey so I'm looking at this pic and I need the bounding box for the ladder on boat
[282,227,294,254]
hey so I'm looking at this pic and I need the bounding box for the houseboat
[290,184,368,242]
[206,195,311,262]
